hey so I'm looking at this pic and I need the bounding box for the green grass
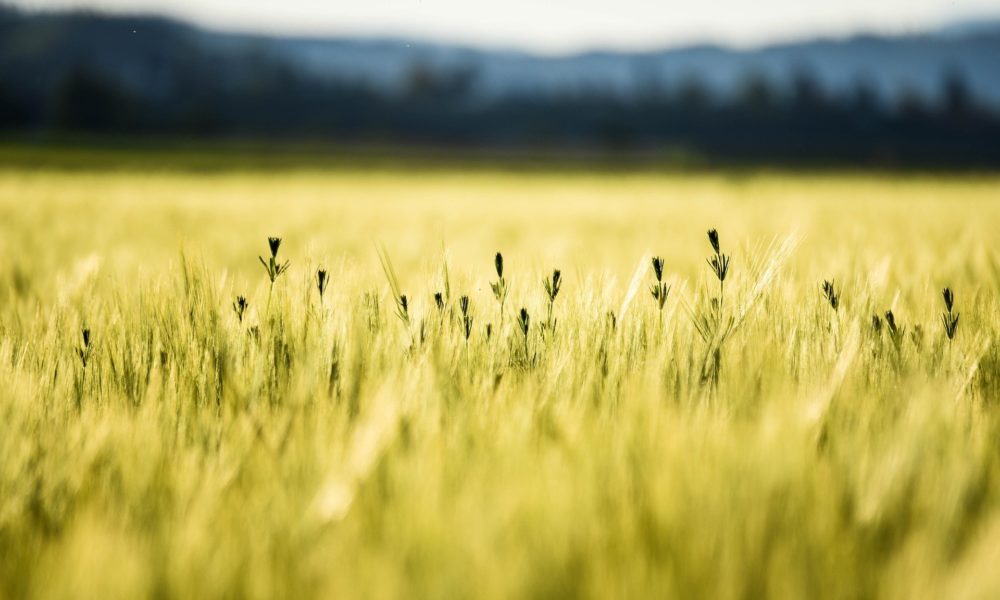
[0,138,706,174]
[2,160,1000,599]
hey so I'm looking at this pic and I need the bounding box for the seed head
[705,229,730,283]
[434,292,445,311]
[651,256,665,282]
[942,288,954,312]
[259,238,290,283]
[517,307,530,337]
[460,296,473,340]
[707,229,721,254]
[544,269,562,302]
[884,309,906,348]
[821,280,840,311]
[268,237,282,258]
[232,295,248,323]
[491,253,508,307]
[76,328,92,368]
[872,314,882,333]
[390,294,410,325]
[941,288,959,340]
[317,269,329,299]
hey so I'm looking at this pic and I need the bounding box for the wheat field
[2,164,1000,599]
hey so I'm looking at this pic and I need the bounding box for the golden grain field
[2,163,1000,599]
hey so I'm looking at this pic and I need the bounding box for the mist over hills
[1,5,999,166]
[5,6,999,104]
[270,25,1000,107]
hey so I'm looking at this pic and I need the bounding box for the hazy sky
[14,0,1000,53]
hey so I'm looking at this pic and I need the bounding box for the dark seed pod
[651,256,665,282]
[544,269,562,302]
[268,237,282,258]
[233,295,248,322]
[821,280,839,311]
[317,269,329,298]
[942,288,954,313]
[941,287,959,340]
[707,229,720,254]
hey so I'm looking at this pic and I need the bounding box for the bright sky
[13,0,1000,53]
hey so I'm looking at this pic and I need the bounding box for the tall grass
[2,167,1000,599]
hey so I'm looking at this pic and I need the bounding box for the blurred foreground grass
[2,150,1000,598]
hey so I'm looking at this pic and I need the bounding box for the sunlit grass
[2,164,1000,599]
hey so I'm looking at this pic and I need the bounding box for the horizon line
[5,3,1000,57]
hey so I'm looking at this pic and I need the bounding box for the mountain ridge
[3,5,999,106]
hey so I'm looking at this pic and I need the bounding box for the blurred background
[1,0,999,168]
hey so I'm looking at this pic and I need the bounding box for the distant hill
[270,28,1000,108]
[3,6,999,107]
[2,6,999,167]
